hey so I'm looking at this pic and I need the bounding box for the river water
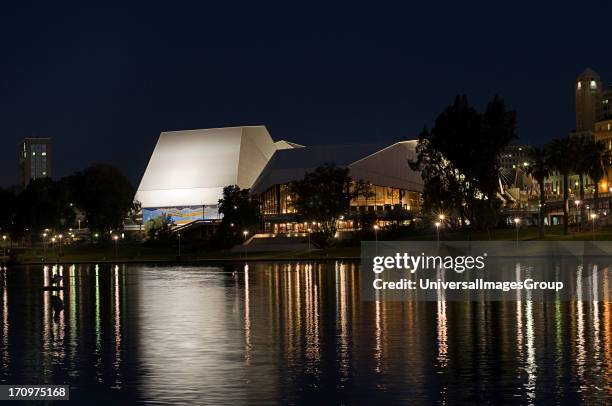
[0,262,610,404]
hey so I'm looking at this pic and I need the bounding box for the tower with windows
[18,137,52,188]
[575,68,602,132]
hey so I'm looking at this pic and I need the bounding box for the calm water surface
[0,262,611,405]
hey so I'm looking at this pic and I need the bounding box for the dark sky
[1,1,611,187]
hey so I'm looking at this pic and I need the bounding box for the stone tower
[575,68,602,132]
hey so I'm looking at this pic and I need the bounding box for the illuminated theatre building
[135,126,423,235]
[251,142,423,234]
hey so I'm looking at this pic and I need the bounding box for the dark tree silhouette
[411,95,516,230]
[526,146,551,238]
[70,164,134,235]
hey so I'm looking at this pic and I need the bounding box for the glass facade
[259,182,422,233]
[349,184,420,213]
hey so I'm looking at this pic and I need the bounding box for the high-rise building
[18,137,52,188]
[499,145,529,171]
[601,87,612,120]
[575,68,602,133]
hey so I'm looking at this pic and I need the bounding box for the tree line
[0,164,135,242]
[527,135,612,237]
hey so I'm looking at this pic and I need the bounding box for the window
[577,82,582,90]
[590,80,597,89]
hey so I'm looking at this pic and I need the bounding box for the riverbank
[6,224,612,264]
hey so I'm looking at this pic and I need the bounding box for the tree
[547,137,574,235]
[526,146,551,238]
[70,164,135,235]
[12,178,75,240]
[585,140,612,212]
[213,185,261,248]
[571,135,593,224]
[218,185,261,232]
[289,163,357,242]
[0,187,17,238]
[410,95,516,230]
[144,214,174,243]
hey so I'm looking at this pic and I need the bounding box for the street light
[307,228,312,258]
[243,230,249,260]
[513,217,521,243]
[373,224,380,254]
[177,233,181,259]
[113,235,119,260]
[591,213,597,239]
[58,234,63,258]
[574,199,581,230]
[42,232,48,260]
[434,221,441,243]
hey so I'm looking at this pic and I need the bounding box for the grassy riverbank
[5,224,612,264]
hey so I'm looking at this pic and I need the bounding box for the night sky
[1,2,611,187]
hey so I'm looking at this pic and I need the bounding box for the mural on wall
[143,205,221,226]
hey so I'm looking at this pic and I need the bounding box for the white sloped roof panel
[135,126,275,208]
[348,141,423,192]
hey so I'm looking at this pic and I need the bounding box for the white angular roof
[251,140,423,194]
[135,126,276,208]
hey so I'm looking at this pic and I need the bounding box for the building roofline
[348,140,417,167]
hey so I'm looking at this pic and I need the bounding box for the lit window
[42,171,46,176]
[577,82,582,90]
[590,80,597,89]
[41,152,46,156]
[32,152,36,156]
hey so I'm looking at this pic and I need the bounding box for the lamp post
[243,230,249,260]
[113,235,119,260]
[177,233,181,259]
[591,213,597,240]
[513,217,520,244]
[1,235,6,260]
[434,221,441,243]
[373,224,379,253]
[574,200,581,231]
[58,234,63,258]
[42,232,47,260]
[307,228,312,258]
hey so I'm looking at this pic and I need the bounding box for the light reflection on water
[0,262,610,404]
